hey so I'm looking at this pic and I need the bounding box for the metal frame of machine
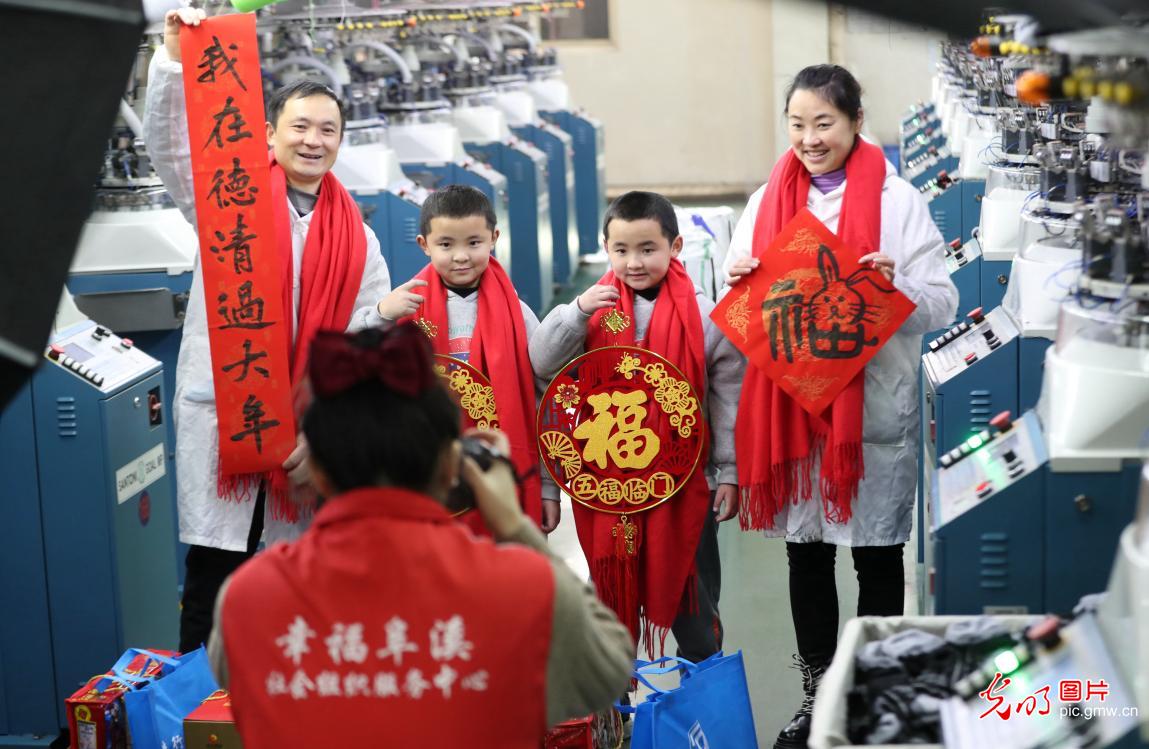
[255,2,607,313]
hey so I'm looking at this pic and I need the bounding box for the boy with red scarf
[531,191,745,660]
[144,9,394,653]
[377,185,561,533]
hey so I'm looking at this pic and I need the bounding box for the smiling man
[143,7,393,654]
[265,81,342,194]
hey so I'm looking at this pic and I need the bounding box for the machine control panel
[932,410,1047,530]
[923,306,1020,386]
[45,320,160,394]
[938,614,1139,747]
[945,236,983,273]
[905,146,942,176]
[920,170,956,199]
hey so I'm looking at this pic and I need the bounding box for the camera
[444,436,506,515]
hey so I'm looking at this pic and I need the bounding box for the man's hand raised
[164,7,207,64]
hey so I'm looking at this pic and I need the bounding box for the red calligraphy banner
[181,15,296,474]
[710,209,915,415]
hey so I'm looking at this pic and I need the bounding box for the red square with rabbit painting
[711,208,915,415]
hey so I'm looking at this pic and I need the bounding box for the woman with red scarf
[723,65,957,749]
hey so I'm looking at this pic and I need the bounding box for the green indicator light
[994,650,1020,674]
[967,435,984,450]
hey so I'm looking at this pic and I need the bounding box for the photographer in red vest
[208,323,633,747]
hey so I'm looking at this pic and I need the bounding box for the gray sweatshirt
[530,287,745,488]
[439,287,559,500]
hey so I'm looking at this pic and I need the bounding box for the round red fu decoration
[433,354,499,431]
[538,346,705,514]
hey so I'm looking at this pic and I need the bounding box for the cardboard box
[183,690,243,749]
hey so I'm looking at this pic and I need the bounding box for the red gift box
[66,677,128,749]
[184,690,244,749]
[544,715,595,749]
[66,650,177,749]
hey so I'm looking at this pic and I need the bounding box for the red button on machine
[990,411,1013,432]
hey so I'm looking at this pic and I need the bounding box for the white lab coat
[144,49,392,552]
[723,162,957,546]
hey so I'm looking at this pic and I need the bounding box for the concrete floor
[545,247,918,746]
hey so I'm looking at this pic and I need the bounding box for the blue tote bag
[122,647,220,749]
[626,651,758,749]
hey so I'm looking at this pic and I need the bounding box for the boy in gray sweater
[530,191,744,660]
[378,185,560,533]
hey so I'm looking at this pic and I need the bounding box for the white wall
[549,0,775,195]
[550,1,942,193]
[829,5,943,147]
[769,0,830,159]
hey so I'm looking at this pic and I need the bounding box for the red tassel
[740,481,788,532]
[820,440,862,525]
[267,470,298,523]
[217,472,257,503]
[738,451,820,531]
[611,515,639,559]
[680,568,699,617]
[216,469,307,525]
[587,516,641,641]
[591,557,640,644]
[641,618,671,660]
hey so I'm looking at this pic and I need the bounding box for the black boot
[773,653,830,749]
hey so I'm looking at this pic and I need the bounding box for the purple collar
[811,167,846,194]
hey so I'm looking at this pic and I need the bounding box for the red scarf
[218,156,368,522]
[402,258,542,528]
[580,259,710,655]
[736,140,886,531]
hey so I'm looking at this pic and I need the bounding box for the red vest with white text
[221,487,555,748]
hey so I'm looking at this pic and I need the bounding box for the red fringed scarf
[736,140,886,531]
[402,258,542,529]
[218,155,368,522]
[580,259,710,655]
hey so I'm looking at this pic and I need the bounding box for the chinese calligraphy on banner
[537,346,704,514]
[710,209,915,415]
[180,15,295,474]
